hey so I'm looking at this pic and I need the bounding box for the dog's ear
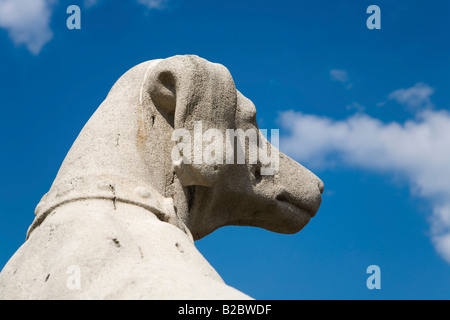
[147,55,237,129]
[148,70,176,116]
[147,55,199,127]
[145,55,238,187]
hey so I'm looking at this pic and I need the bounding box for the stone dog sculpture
[0,55,323,299]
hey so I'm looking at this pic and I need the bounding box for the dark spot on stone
[111,238,121,248]
[175,242,184,253]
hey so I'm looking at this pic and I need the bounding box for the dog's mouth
[275,192,320,219]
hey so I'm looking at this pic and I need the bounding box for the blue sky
[0,0,449,299]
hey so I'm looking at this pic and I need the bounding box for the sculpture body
[0,55,323,299]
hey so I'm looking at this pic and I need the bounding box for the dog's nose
[318,179,324,194]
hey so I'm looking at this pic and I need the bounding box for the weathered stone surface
[0,55,323,299]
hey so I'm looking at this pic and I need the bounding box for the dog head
[145,55,324,240]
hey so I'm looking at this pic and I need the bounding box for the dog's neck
[27,174,193,241]
[28,60,191,239]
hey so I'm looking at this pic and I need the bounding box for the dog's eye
[254,165,262,183]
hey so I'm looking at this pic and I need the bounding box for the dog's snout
[274,152,324,216]
[318,179,324,194]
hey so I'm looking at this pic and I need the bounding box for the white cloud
[346,101,365,113]
[330,69,352,90]
[278,108,450,264]
[388,82,435,111]
[84,0,102,8]
[330,69,349,83]
[0,0,55,54]
[137,0,170,10]
[0,0,172,54]
[84,0,170,9]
